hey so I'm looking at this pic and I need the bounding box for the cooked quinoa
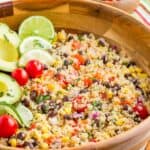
[1,30,150,149]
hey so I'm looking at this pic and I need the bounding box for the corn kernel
[57,30,66,42]
[42,133,50,139]
[62,137,70,143]
[41,126,49,133]
[135,67,142,73]
[47,83,55,91]
[106,62,113,68]
[107,90,113,99]
[138,73,148,78]
[115,119,124,126]
[40,143,49,149]
[9,138,17,147]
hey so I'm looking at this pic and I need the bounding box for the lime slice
[19,49,55,67]
[0,23,20,48]
[19,16,55,41]
[0,38,18,72]
[19,36,52,54]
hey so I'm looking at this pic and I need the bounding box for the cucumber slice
[16,103,33,127]
[19,36,52,55]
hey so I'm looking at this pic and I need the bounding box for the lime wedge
[0,23,20,48]
[19,36,52,54]
[19,49,55,67]
[0,38,18,72]
[19,16,55,41]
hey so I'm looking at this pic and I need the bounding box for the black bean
[84,59,90,65]
[112,84,121,91]
[63,53,68,57]
[92,79,99,84]
[115,129,119,134]
[134,115,141,123]
[79,88,88,93]
[49,101,56,110]
[64,114,72,120]
[124,73,132,79]
[123,105,128,111]
[48,110,57,118]
[56,103,62,110]
[43,64,48,70]
[63,60,69,66]
[84,113,89,119]
[98,39,105,47]
[103,82,110,88]
[127,61,136,68]
[16,132,26,140]
[30,90,37,101]
[67,35,74,41]
[41,104,49,114]
[22,98,30,107]
[31,139,38,147]
[62,96,69,102]
[101,55,108,64]
[109,45,119,54]
[24,141,34,148]
[78,51,83,55]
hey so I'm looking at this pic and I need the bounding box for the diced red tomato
[74,54,85,65]
[45,136,53,144]
[90,138,97,142]
[101,92,107,99]
[72,96,87,113]
[133,103,149,119]
[29,123,36,130]
[94,72,102,80]
[73,62,81,70]
[72,40,81,50]
[56,73,69,88]
[84,78,93,87]
[108,76,115,82]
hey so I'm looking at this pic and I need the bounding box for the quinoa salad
[0,16,150,150]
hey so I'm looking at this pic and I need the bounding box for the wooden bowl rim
[0,0,150,149]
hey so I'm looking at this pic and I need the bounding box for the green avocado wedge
[0,102,33,127]
[0,102,23,126]
[0,73,21,104]
[0,38,18,72]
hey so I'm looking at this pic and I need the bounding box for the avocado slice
[0,73,21,104]
[0,102,33,127]
[0,38,18,72]
[0,102,23,126]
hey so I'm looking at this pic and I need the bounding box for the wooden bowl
[0,0,150,150]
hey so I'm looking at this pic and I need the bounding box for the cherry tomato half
[12,68,29,86]
[26,60,43,78]
[72,96,87,113]
[133,103,149,119]
[0,115,18,138]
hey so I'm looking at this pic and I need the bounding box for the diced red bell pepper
[84,78,93,87]
[72,40,81,50]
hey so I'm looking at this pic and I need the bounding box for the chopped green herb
[36,95,51,104]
